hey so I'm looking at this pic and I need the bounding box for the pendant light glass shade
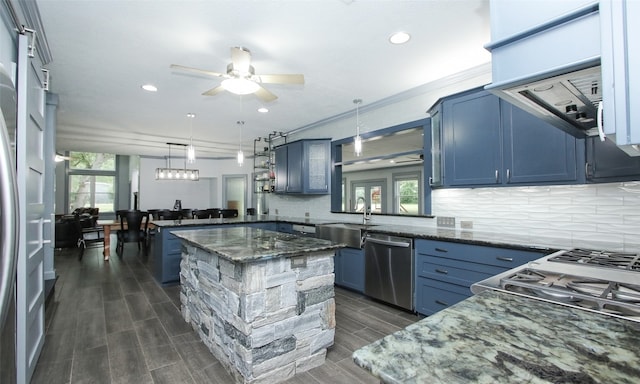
[186,113,196,163]
[237,120,245,166]
[353,98,363,157]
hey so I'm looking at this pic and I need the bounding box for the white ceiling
[37,0,491,159]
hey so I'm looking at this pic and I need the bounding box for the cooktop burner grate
[499,268,640,321]
[548,248,640,270]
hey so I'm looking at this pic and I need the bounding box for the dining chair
[115,210,149,256]
[192,209,213,219]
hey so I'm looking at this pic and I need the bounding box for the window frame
[392,171,422,215]
[65,152,119,215]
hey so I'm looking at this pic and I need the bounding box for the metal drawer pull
[435,268,448,274]
[435,300,449,306]
[496,256,513,262]
[435,247,448,253]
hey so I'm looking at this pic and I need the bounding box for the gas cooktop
[472,248,640,323]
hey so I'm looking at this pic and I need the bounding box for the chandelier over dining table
[155,142,200,180]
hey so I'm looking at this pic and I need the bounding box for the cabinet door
[274,145,288,193]
[586,136,640,181]
[286,141,303,193]
[335,248,364,292]
[503,102,578,184]
[303,140,330,193]
[443,90,502,186]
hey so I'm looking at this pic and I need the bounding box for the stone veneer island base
[174,227,342,384]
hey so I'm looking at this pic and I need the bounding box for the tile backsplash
[432,181,640,246]
[268,181,640,247]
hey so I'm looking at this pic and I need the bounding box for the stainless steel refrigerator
[0,64,19,383]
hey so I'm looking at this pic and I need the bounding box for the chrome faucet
[354,196,372,225]
[363,205,372,225]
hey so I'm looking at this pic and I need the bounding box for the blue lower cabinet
[334,247,364,292]
[415,277,470,316]
[414,239,544,316]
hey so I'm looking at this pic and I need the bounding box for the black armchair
[115,210,149,256]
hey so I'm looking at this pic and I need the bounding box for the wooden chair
[115,210,149,256]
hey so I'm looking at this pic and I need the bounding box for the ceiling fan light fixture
[222,78,260,95]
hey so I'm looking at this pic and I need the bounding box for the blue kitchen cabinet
[439,88,579,187]
[502,101,578,184]
[275,139,330,194]
[334,247,365,293]
[276,222,293,233]
[586,134,640,182]
[414,239,544,316]
[442,89,502,186]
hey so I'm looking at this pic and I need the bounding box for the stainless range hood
[486,65,603,139]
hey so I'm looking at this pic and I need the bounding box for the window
[67,152,117,213]
[394,173,421,215]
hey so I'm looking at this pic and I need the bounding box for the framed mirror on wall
[331,118,433,217]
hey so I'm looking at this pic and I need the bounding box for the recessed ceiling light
[141,84,158,92]
[258,107,269,113]
[389,31,411,44]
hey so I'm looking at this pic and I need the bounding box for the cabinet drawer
[415,277,471,316]
[416,257,502,286]
[415,239,543,269]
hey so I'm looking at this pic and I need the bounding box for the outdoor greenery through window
[68,152,116,213]
[395,178,420,215]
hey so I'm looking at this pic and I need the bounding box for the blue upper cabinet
[442,89,501,186]
[275,139,330,194]
[503,102,577,184]
[586,137,640,182]
[440,88,579,187]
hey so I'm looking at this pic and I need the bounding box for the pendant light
[237,120,244,166]
[186,113,196,163]
[353,98,363,157]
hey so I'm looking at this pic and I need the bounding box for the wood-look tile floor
[32,242,420,384]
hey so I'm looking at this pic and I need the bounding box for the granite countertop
[171,226,343,263]
[353,290,640,384]
[153,215,640,254]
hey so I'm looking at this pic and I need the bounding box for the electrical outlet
[460,220,473,229]
[437,216,455,228]
[275,209,279,215]
[305,212,310,217]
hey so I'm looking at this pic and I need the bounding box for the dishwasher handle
[365,236,411,248]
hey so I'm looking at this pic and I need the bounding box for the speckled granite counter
[353,290,640,383]
[171,226,342,262]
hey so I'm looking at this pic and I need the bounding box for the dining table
[96,219,153,261]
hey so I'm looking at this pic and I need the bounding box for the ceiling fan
[170,47,304,102]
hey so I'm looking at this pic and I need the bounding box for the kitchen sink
[315,222,378,249]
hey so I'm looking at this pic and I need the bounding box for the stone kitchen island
[172,226,344,384]
[353,290,640,383]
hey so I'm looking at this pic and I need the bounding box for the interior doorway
[222,175,247,214]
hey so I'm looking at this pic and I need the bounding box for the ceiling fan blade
[254,85,278,102]
[231,47,251,73]
[256,74,305,84]
[170,64,225,78]
[202,85,225,96]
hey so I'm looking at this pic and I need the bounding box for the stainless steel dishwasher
[364,233,413,311]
